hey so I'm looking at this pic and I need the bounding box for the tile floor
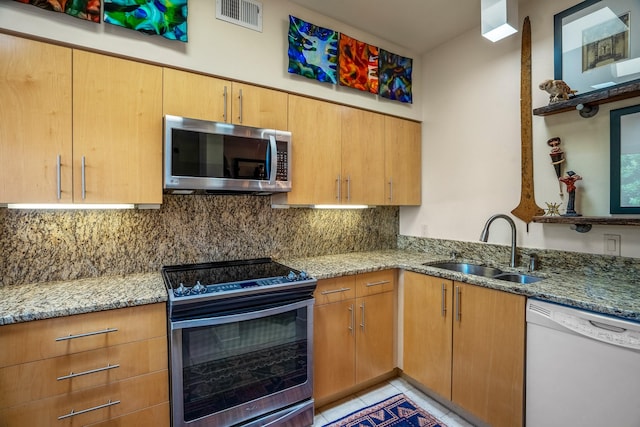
[314,377,476,427]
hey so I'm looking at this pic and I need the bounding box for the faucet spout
[479,214,517,268]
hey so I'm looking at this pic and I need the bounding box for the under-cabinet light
[6,203,136,210]
[481,0,518,42]
[312,204,370,209]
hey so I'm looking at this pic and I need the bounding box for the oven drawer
[314,275,356,305]
[0,370,169,427]
[0,303,166,367]
[0,336,167,408]
[356,270,396,297]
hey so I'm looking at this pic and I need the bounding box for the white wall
[0,0,420,121]
[401,0,640,258]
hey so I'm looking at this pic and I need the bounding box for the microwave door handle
[268,133,277,183]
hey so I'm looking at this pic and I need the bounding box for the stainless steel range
[162,258,316,427]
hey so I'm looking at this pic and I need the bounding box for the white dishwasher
[526,298,640,427]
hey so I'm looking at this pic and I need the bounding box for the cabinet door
[278,95,342,205]
[341,107,386,205]
[0,33,72,204]
[163,68,230,122]
[403,272,452,399]
[231,83,288,129]
[313,299,356,401]
[384,116,421,206]
[73,51,163,204]
[355,291,394,384]
[452,282,525,427]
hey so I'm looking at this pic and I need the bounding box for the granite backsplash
[0,195,398,286]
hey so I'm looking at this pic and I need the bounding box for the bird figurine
[539,79,578,103]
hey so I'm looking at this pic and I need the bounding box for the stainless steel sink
[493,273,543,284]
[426,262,503,278]
[425,262,543,284]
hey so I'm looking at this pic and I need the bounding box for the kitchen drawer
[355,270,395,297]
[0,336,167,408]
[0,370,169,427]
[314,276,356,305]
[0,303,166,368]
[84,402,170,427]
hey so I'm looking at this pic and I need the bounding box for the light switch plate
[603,234,621,256]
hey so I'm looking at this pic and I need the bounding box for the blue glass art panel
[379,49,413,104]
[288,15,338,84]
[104,0,188,42]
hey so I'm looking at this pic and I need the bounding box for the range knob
[192,281,207,294]
[287,271,297,281]
[299,271,309,280]
[174,283,190,297]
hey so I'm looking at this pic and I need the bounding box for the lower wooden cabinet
[403,272,525,427]
[313,270,396,404]
[0,303,169,427]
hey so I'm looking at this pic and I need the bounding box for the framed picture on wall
[554,0,640,96]
[610,104,640,214]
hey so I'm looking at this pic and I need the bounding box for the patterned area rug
[323,393,448,427]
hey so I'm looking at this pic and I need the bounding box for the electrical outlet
[603,234,621,256]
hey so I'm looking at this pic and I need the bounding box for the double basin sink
[425,262,542,284]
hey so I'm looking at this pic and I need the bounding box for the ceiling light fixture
[481,0,518,42]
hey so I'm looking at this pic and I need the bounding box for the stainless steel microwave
[163,115,292,194]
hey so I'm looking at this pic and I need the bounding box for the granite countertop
[1,249,638,325]
[0,272,166,326]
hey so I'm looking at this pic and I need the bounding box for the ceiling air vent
[216,0,263,32]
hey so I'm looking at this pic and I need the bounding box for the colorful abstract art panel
[379,49,413,103]
[288,15,339,84]
[14,0,101,22]
[104,0,188,42]
[338,33,378,94]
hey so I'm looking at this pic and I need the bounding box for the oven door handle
[170,298,314,330]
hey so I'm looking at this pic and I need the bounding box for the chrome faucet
[479,214,517,268]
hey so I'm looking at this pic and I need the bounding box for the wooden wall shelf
[533,79,640,117]
[532,216,640,233]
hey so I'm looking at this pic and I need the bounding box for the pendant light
[481,0,518,42]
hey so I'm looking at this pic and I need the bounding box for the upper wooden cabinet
[163,68,288,130]
[0,33,163,205]
[403,272,525,427]
[73,51,163,204]
[384,116,421,205]
[0,34,73,204]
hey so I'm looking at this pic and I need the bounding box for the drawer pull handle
[320,287,351,295]
[366,280,390,287]
[57,363,120,381]
[55,327,118,341]
[58,399,120,420]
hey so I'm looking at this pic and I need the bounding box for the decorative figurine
[559,171,582,216]
[544,202,562,216]
[539,79,578,103]
[547,137,565,196]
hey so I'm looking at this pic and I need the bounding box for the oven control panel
[172,271,310,298]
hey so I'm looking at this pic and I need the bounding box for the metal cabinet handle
[55,327,118,342]
[388,178,393,201]
[360,302,365,330]
[223,86,228,122]
[81,156,86,200]
[346,175,351,201]
[58,399,120,420]
[366,280,390,287]
[57,363,120,381]
[336,174,341,201]
[348,304,354,333]
[56,155,62,200]
[441,283,447,317]
[320,287,351,295]
[238,88,243,123]
[455,286,461,321]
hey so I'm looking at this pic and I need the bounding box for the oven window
[180,307,309,422]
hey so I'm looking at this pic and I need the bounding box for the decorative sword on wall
[511,16,545,228]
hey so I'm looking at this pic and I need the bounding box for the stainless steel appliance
[163,115,292,194]
[162,258,316,427]
[526,299,640,427]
